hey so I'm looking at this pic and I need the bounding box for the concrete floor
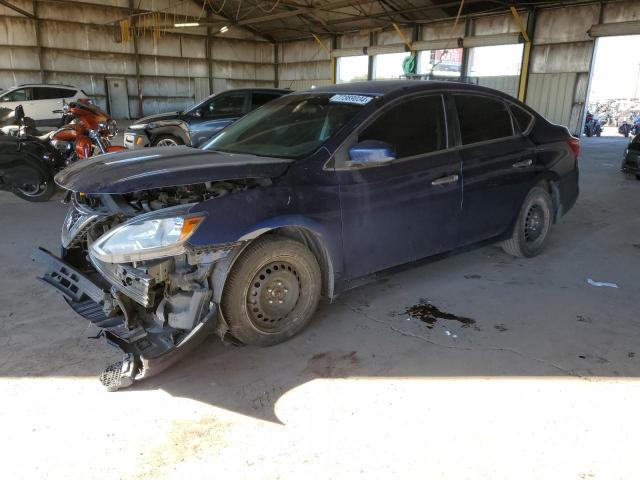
[1,137,639,479]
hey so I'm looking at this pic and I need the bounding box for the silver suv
[0,84,89,126]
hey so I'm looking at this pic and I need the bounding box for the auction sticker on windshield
[329,94,373,105]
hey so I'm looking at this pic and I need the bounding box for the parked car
[124,88,290,149]
[0,84,89,126]
[621,134,640,179]
[35,81,579,390]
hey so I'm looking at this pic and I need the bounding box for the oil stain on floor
[404,300,475,329]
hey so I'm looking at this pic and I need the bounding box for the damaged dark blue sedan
[35,81,579,390]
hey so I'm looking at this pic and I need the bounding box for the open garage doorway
[585,34,640,138]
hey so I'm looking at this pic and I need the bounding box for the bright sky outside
[589,35,640,101]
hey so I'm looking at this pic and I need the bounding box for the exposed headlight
[89,210,205,263]
[128,123,148,130]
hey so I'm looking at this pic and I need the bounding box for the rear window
[511,104,535,133]
[454,94,513,145]
[33,87,76,100]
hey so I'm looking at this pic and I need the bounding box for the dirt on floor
[1,137,639,479]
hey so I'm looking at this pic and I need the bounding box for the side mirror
[14,105,25,122]
[348,140,396,166]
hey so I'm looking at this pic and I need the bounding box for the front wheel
[221,236,322,346]
[501,186,553,258]
[152,135,182,147]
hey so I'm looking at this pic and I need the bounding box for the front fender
[186,184,343,286]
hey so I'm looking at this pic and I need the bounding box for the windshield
[202,93,371,158]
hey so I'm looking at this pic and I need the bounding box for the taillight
[567,136,580,160]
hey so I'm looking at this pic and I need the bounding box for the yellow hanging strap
[120,19,131,43]
[510,6,531,102]
[312,34,335,84]
[392,23,414,53]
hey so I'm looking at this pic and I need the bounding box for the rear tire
[152,135,182,147]
[221,236,322,346]
[501,186,553,258]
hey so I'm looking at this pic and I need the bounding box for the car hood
[55,146,293,194]
[130,111,181,126]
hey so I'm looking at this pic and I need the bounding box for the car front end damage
[33,182,261,391]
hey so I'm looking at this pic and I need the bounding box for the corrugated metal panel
[603,0,640,23]
[0,16,37,46]
[473,13,526,36]
[533,4,599,45]
[0,46,40,70]
[340,32,369,49]
[530,42,593,74]
[421,20,465,41]
[470,76,519,98]
[526,73,577,128]
[278,61,330,82]
[0,0,33,16]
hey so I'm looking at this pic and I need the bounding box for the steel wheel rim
[524,203,545,244]
[156,138,178,147]
[245,261,301,333]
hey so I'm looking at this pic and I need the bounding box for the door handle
[512,159,533,168]
[431,174,459,186]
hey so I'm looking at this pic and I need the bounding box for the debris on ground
[587,278,619,288]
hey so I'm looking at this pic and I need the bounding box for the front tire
[221,236,322,346]
[502,186,553,258]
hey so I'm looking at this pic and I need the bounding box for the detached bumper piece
[32,247,215,391]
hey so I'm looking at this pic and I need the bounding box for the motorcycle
[0,102,126,201]
[49,100,126,163]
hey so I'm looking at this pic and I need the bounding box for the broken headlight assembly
[90,207,205,263]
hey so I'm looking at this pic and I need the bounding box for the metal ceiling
[201,0,570,41]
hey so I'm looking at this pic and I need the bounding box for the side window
[454,95,513,145]
[204,94,246,118]
[251,93,281,110]
[359,95,447,159]
[510,104,535,133]
[33,87,59,100]
[1,88,29,102]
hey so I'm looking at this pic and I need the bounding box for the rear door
[336,93,463,279]
[454,93,540,245]
[33,87,75,124]
[189,91,249,146]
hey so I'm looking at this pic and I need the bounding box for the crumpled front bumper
[32,247,215,390]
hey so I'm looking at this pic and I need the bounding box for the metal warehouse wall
[0,0,275,118]
[274,0,640,135]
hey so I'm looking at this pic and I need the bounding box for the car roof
[8,83,81,89]
[307,80,517,100]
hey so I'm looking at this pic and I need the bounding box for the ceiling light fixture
[219,25,229,33]
[174,22,200,27]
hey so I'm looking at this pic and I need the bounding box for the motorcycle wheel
[14,180,56,202]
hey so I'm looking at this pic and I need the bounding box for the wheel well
[537,177,561,222]
[269,227,334,299]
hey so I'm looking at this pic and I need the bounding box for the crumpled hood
[55,146,293,194]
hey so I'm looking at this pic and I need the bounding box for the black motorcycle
[0,106,63,202]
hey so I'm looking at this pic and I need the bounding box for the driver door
[189,92,249,146]
[335,93,463,279]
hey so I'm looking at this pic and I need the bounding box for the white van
[0,84,89,126]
